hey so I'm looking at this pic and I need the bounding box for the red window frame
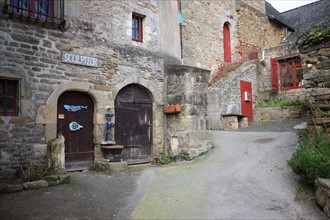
[0,79,19,116]
[271,56,303,91]
[132,13,144,42]
[9,0,54,20]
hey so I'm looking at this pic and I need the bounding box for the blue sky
[267,0,318,12]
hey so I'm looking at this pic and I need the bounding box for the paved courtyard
[0,120,328,219]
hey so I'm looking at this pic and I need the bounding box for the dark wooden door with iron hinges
[57,91,94,171]
[115,85,152,165]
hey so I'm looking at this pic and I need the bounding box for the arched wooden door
[57,91,94,170]
[115,85,152,164]
[223,22,231,63]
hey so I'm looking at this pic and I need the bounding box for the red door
[57,91,94,171]
[223,23,231,63]
[240,81,253,122]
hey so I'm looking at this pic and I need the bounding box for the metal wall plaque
[62,52,100,67]
[69,121,83,131]
[64,105,87,112]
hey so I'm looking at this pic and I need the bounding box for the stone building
[180,0,288,72]
[207,0,330,129]
[259,0,330,101]
[0,0,184,178]
[1,0,327,179]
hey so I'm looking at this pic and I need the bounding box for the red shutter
[223,23,231,63]
[271,58,279,91]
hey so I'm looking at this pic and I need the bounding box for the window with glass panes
[271,56,303,90]
[132,13,144,42]
[0,79,18,116]
[8,0,54,20]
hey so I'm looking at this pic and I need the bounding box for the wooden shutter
[270,58,279,91]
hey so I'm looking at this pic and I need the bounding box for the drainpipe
[180,23,183,65]
[284,27,288,42]
[178,0,183,65]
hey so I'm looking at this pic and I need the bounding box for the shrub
[19,162,47,182]
[288,130,330,184]
[89,162,105,171]
[299,19,330,48]
[155,155,173,164]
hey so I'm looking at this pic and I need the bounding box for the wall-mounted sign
[62,52,100,68]
[69,121,83,131]
[64,105,88,112]
[58,114,65,119]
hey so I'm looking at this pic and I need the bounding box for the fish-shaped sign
[69,121,83,131]
[64,105,87,112]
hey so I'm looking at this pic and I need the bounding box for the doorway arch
[57,91,94,170]
[115,84,153,164]
[223,22,231,63]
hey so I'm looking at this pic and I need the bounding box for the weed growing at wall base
[288,129,330,184]
[155,155,173,164]
[257,99,305,107]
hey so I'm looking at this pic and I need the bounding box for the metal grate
[3,0,66,30]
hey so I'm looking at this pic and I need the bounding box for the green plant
[288,130,330,184]
[155,155,173,164]
[300,20,330,48]
[180,153,191,161]
[199,151,208,156]
[20,162,47,182]
[257,99,305,108]
[89,162,105,171]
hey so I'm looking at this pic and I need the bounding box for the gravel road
[129,130,327,219]
[0,117,327,219]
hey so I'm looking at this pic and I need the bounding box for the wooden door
[223,23,231,63]
[57,91,94,170]
[240,80,253,122]
[115,85,152,164]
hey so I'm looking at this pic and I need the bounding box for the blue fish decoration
[69,121,83,131]
[64,105,88,112]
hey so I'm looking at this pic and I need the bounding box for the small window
[271,56,303,91]
[132,13,144,42]
[0,79,19,116]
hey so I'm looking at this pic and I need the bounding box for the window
[271,56,303,91]
[0,79,19,116]
[3,0,65,30]
[132,13,144,42]
[8,0,54,19]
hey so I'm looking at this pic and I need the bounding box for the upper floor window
[271,56,303,91]
[3,0,66,30]
[10,0,54,18]
[132,13,144,42]
[0,79,19,116]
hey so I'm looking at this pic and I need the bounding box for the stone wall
[300,41,330,133]
[240,0,266,14]
[165,65,212,158]
[254,106,306,122]
[208,61,259,130]
[0,0,180,179]
[315,178,330,218]
[180,0,286,73]
[236,1,285,50]
[180,0,238,70]
[257,43,309,102]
